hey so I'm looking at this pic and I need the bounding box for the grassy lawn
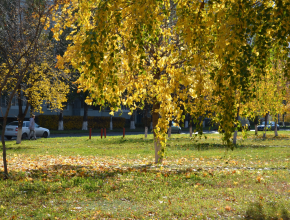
[0,131,290,219]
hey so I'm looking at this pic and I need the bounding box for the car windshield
[7,122,18,126]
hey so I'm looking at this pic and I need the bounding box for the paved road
[2,129,290,141]
[0,130,220,141]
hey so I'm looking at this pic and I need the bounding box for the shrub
[38,115,126,130]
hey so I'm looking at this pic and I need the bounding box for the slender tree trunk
[184,114,188,128]
[144,104,148,138]
[254,116,259,135]
[168,120,172,138]
[189,115,193,137]
[58,111,64,130]
[1,116,8,179]
[16,87,29,143]
[283,113,285,127]
[82,102,88,130]
[233,108,240,145]
[110,116,113,130]
[130,110,136,129]
[274,116,278,137]
[16,85,23,144]
[263,113,268,138]
[153,101,162,163]
[2,86,20,178]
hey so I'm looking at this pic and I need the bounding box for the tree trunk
[1,116,8,179]
[110,116,113,130]
[168,127,172,138]
[189,115,193,137]
[2,88,19,178]
[233,131,238,145]
[145,127,148,138]
[184,114,188,128]
[130,110,135,129]
[263,113,268,138]
[233,107,240,145]
[58,111,64,130]
[153,101,162,163]
[82,102,88,130]
[283,113,285,127]
[144,104,148,138]
[254,116,259,135]
[16,86,30,144]
[274,117,278,137]
[16,86,23,144]
[168,120,172,138]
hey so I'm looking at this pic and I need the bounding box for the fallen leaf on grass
[225,206,232,211]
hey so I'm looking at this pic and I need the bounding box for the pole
[123,127,125,138]
[89,128,92,139]
[104,128,106,138]
[101,128,103,139]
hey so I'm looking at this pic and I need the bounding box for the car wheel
[5,136,12,140]
[43,131,48,138]
[178,129,181,134]
[21,133,28,140]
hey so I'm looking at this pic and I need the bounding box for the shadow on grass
[0,163,215,195]
[5,146,37,151]
[167,143,273,151]
[245,201,290,220]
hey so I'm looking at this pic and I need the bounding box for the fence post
[101,128,103,139]
[89,128,92,139]
[104,128,106,138]
[123,127,125,138]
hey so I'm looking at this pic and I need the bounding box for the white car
[4,121,50,140]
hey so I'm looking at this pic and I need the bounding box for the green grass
[0,131,290,219]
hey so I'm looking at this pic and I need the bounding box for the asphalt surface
[0,130,221,141]
[2,129,290,141]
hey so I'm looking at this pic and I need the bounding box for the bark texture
[58,111,64,130]
[82,102,88,130]
[130,111,136,129]
[263,113,268,138]
[189,115,193,137]
[274,120,278,137]
[153,101,162,164]
[145,127,148,138]
[168,127,172,138]
[233,107,239,145]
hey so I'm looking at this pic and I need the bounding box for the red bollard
[123,127,125,138]
[101,128,103,139]
[89,128,92,139]
[104,128,106,138]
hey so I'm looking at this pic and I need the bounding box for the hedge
[38,115,126,130]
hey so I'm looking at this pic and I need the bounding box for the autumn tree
[0,0,68,178]
[15,41,69,143]
[53,0,290,162]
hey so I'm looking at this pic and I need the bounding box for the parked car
[4,121,50,140]
[168,121,182,134]
[219,117,250,133]
[239,117,251,131]
[257,121,279,131]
